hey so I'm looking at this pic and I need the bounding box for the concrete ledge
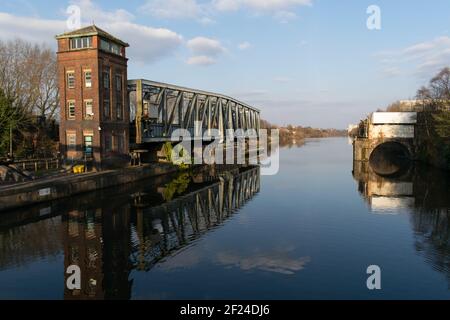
[0,163,179,212]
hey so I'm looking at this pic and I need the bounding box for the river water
[1,137,450,299]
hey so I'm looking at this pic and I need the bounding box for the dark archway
[369,141,412,177]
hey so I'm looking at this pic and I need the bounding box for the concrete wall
[371,112,417,124]
[367,181,413,197]
[0,164,179,212]
[369,125,415,139]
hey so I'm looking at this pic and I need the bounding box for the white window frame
[67,100,76,119]
[84,70,92,88]
[84,99,94,119]
[66,132,76,151]
[67,72,75,89]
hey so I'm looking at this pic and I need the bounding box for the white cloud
[376,36,450,79]
[238,41,251,50]
[71,0,183,63]
[187,36,225,55]
[106,22,183,63]
[211,0,312,23]
[140,0,313,24]
[140,0,203,19]
[216,251,311,275]
[213,0,312,12]
[198,17,216,25]
[187,55,217,66]
[71,0,134,23]
[0,0,184,64]
[187,36,226,65]
[140,0,216,25]
[274,10,297,23]
[0,12,64,45]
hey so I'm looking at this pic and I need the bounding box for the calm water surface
[1,137,450,299]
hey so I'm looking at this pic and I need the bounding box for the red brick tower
[56,25,130,168]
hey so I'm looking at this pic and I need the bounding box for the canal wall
[0,163,180,212]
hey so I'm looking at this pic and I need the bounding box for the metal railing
[10,158,60,172]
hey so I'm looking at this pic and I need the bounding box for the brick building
[56,25,130,168]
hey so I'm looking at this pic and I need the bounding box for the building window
[103,71,110,89]
[111,43,120,55]
[116,101,123,120]
[115,74,122,92]
[68,100,76,119]
[67,132,76,151]
[84,70,92,88]
[67,72,75,89]
[103,99,110,119]
[70,37,92,50]
[104,135,112,153]
[117,134,124,153]
[100,38,123,56]
[84,100,94,120]
[84,135,93,158]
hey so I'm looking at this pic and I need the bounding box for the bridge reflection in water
[0,166,260,300]
[352,158,450,285]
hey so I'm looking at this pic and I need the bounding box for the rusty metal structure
[128,79,261,143]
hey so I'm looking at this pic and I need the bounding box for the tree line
[386,67,450,112]
[260,119,346,146]
[0,39,59,159]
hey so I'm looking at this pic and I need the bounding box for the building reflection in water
[5,165,260,299]
[352,157,450,283]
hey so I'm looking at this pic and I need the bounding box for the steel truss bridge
[128,80,261,143]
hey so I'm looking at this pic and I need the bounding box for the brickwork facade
[56,26,130,168]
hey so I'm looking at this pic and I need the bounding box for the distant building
[55,25,130,167]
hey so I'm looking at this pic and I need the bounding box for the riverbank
[0,163,181,212]
[416,112,450,170]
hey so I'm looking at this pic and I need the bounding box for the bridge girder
[128,80,261,143]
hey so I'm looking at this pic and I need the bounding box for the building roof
[55,25,129,47]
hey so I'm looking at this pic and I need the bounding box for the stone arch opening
[369,141,412,177]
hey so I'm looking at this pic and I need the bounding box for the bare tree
[429,67,450,100]
[0,39,59,157]
[0,39,59,120]
[416,67,450,110]
[33,48,59,119]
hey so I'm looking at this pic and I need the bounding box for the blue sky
[1,0,450,128]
